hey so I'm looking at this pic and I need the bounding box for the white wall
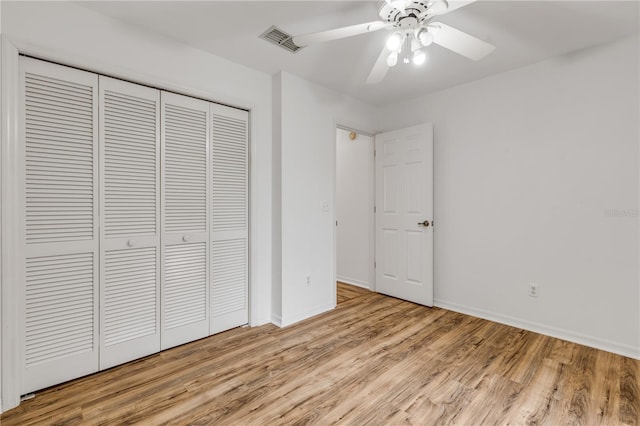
[0,0,273,410]
[336,129,373,289]
[272,71,377,326]
[376,34,640,358]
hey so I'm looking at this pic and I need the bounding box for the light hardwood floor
[2,282,638,425]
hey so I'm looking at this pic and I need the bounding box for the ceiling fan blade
[431,0,477,15]
[292,21,388,47]
[432,22,495,61]
[366,46,391,85]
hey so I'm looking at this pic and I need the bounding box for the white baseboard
[271,313,282,328]
[336,276,370,289]
[280,302,335,328]
[434,298,640,360]
[251,315,271,327]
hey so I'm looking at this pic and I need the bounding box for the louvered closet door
[210,104,249,334]
[20,58,99,393]
[99,76,161,369]
[160,92,210,350]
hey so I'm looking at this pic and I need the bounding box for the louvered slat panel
[99,77,160,369]
[164,243,207,329]
[104,247,157,346]
[211,239,247,316]
[165,104,207,232]
[21,58,99,395]
[103,90,157,237]
[25,73,94,244]
[212,113,247,232]
[160,93,209,350]
[25,253,94,366]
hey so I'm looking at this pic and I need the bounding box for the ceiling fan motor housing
[379,0,438,26]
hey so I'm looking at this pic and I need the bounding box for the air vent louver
[259,26,303,53]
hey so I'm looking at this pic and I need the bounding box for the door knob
[127,239,136,247]
[418,220,430,227]
[182,234,190,242]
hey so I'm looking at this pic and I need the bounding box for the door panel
[375,123,433,306]
[20,57,100,394]
[160,92,210,349]
[210,104,249,334]
[99,76,161,369]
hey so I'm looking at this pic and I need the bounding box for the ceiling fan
[291,0,495,84]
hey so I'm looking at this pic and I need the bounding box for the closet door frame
[0,44,256,412]
[2,38,26,411]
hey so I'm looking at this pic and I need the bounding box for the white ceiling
[81,1,639,105]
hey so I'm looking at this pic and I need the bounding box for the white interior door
[375,123,433,306]
[20,57,100,394]
[160,92,210,350]
[210,104,249,334]
[99,76,161,369]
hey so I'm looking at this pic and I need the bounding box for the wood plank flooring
[336,281,369,304]
[2,283,638,425]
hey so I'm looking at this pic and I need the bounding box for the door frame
[1,36,23,413]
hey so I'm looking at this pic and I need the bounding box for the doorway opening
[335,127,375,304]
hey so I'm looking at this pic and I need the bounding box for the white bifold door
[210,104,249,334]
[99,77,161,369]
[19,57,249,394]
[21,58,100,393]
[161,93,210,350]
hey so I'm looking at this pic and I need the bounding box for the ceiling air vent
[260,26,303,53]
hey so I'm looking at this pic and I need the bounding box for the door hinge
[374,261,377,268]
[374,206,376,213]
[374,149,376,157]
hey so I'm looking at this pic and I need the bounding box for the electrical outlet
[306,275,311,287]
[528,283,538,298]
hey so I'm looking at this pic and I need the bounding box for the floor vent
[259,26,303,53]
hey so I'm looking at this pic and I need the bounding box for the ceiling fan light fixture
[386,32,404,51]
[412,49,427,65]
[386,52,399,67]
[418,29,434,47]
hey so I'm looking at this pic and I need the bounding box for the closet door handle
[418,220,430,227]
[182,235,190,242]
[127,239,136,247]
